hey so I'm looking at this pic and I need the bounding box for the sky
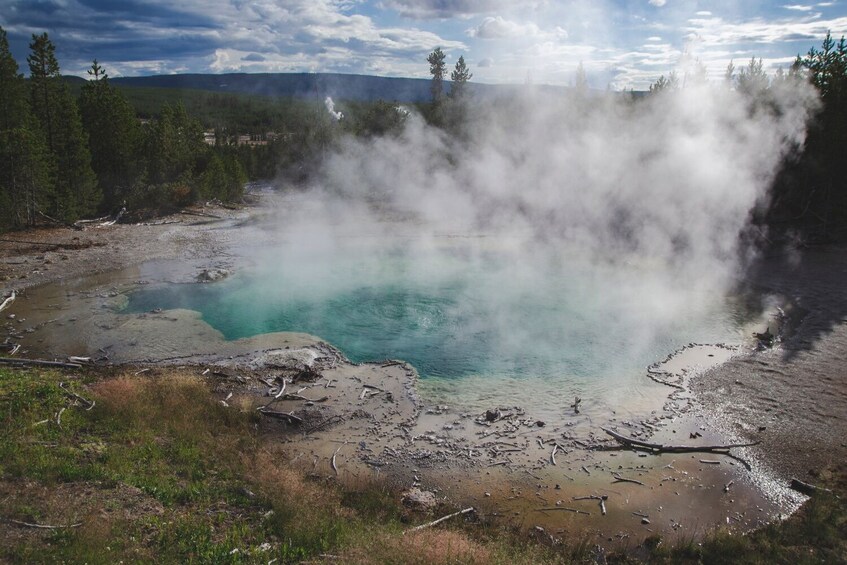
[1,0,846,89]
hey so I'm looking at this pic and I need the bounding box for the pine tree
[450,56,472,99]
[79,59,142,210]
[0,27,29,131]
[0,26,52,230]
[736,57,769,98]
[27,33,99,222]
[427,47,446,104]
[145,101,204,186]
[649,71,679,94]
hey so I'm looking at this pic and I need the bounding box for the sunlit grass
[1,365,843,564]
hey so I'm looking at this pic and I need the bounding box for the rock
[641,518,651,525]
[485,409,501,422]
[401,487,437,511]
[197,268,230,283]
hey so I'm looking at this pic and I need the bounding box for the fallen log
[601,428,759,453]
[790,478,831,496]
[257,408,302,424]
[404,507,475,534]
[0,357,82,369]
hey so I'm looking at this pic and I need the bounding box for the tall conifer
[0,27,52,229]
[28,32,99,221]
[79,59,142,210]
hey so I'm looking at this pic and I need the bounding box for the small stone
[641,518,651,525]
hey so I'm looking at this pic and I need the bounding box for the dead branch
[404,507,475,534]
[550,443,558,466]
[612,473,644,486]
[58,382,95,410]
[645,372,686,390]
[178,210,223,219]
[535,507,590,515]
[790,478,831,496]
[281,394,329,403]
[257,408,302,424]
[0,291,15,314]
[331,442,347,476]
[303,414,343,434]
[0,358,82,369]
[573,494,608,515]
[601,428,759,454]
[5,518,82,529]
[571,397,582,414]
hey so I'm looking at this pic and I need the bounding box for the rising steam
[256,78,818,410]
[324,96,343,120]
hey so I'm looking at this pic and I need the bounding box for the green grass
[1,365,844,564]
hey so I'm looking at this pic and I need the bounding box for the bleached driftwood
[404,507,475,534]
[331,442,347,476]
[0,291,15,314]
[612,473,644,486]
[5,518,82,529]
[573,495,608,515]
[0,357,82,369]
[535,507,590,515]
[59,382,95,410]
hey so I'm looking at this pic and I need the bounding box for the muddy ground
[2,195,842,550]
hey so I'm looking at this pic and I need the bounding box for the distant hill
[98,72,559,103]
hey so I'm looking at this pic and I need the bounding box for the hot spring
[124,208,752,424]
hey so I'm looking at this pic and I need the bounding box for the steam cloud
[257,79,818,412]
[324,96,343,120]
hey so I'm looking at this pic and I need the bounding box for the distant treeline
[0,30,250,229]
[0,27,421,232]
[768,33,847,241]
[1,28,846,242]
[645,35,847,241]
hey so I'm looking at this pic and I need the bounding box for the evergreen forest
[1,28,846,243]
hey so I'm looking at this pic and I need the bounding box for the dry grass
[11,365,839,564]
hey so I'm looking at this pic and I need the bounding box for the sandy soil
[1,197,841,549]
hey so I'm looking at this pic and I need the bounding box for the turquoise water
[125,240,746,401]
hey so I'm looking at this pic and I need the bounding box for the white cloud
[380,0,544,19]
[686,13,847,46]
[783,4,814,11]
[468,16,543,39]
[649,0,667,6]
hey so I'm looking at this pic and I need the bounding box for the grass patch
[1,365,844,563]
[0,366,570,564]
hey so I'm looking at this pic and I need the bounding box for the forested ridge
[1,28,846,242]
